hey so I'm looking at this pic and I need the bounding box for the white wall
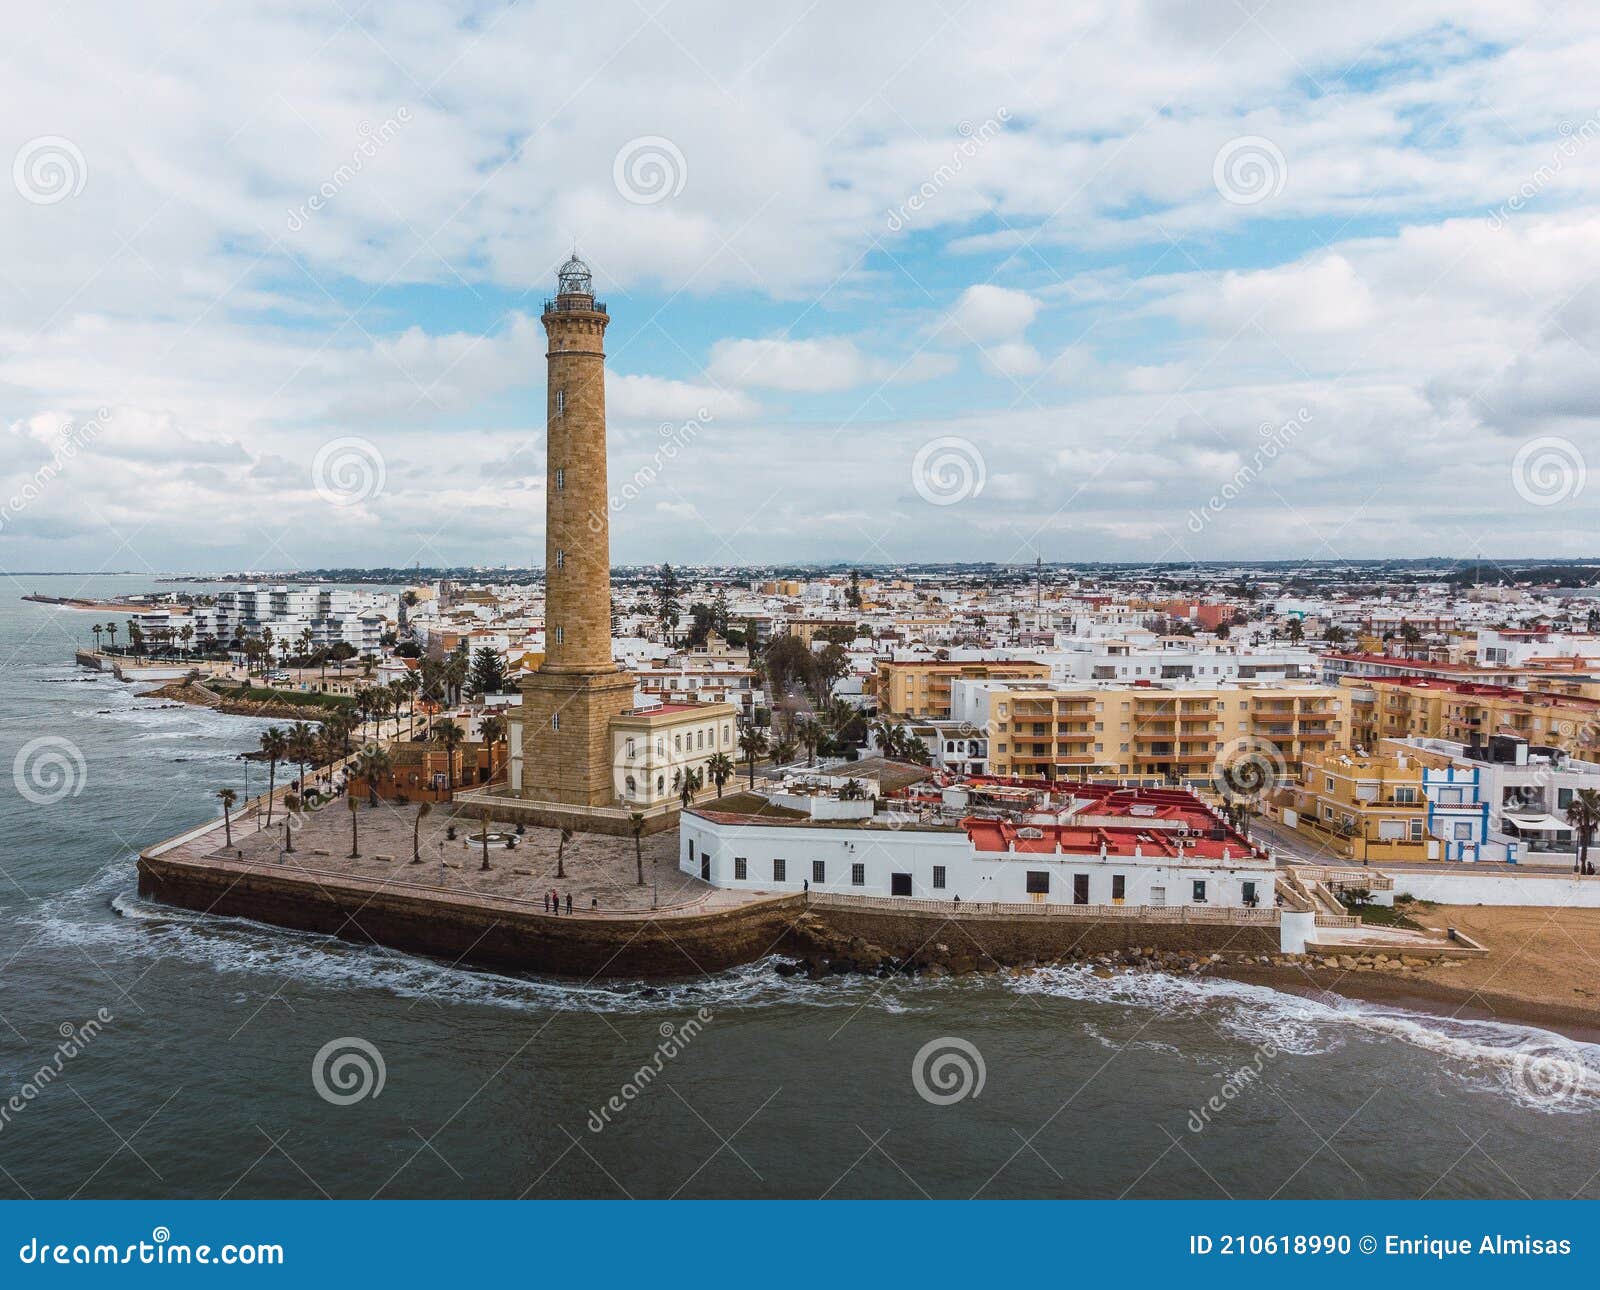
[680,815,1274,907]
[1386,871,1600,907]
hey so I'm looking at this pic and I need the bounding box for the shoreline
[1215,964,1600,1045]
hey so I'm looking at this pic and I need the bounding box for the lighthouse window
[556,390,565,414]
[551,713,560,731]
[554,626,564,644]
[555,550,565,569]
[555,468,564,490]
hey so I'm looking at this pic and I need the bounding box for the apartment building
[1342,677,1600,757]
[949,679,1348,782]
[872,659,1053,719]
[1288,748,1431,862]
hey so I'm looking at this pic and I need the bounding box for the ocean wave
[1008,963,1600,1113]
[25,864,926,1019]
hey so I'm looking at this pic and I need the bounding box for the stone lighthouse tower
[517,254,636,808]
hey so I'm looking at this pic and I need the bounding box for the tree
[655,563,682,641]
[738,722,768,789]
[479,714,507,749]
[772,737,797,766]
[630,812,646,885]
[706,752,734,797]
[1566,789,1600,875]
[286,722,318,792]
[347,794,360,858]
[91,622,103,650]
[846,569,862,609]
[838,778,866,801]
[556,826,573,880]
[354,744,392,807]
[479,806,493,871]
[259,727,287,826]
[711,586,730,637]
[216,787,238,847]
[467,646,510,699]
[797,717,822,766]
[411,801,431,863]
[105,621,117,652]
[434,720,464,801]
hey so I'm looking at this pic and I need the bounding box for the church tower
[517,254,636,807]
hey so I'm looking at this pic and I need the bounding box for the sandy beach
[1225,905,1600,1042]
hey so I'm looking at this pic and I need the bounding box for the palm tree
[411,801,431,864]
[105,622,117,652]
[388,678,409,738]
[839,778,866,801]
[259,727,287,826]
[797,717,822,766]
[556,826,573,880]
[354,744,392,807]
[434,720,464,801]
[707,752,733,798]
[678,766,703,809]
[286,721,317,792]
[346,794,360,858]
[738,722,768,789]
[630,812,645,885]
[216,787,238,847]
[91,622,103,650]
[1566,789,1600,875]
[772,738,797,766]
[179,624,194,655]
[479,807,492,871]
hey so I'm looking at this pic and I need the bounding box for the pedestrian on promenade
[543,891,550,913]
[565,893,573,914]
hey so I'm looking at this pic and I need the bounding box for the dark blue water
[3,575,1600,1199]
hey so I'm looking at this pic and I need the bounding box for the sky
[2,0,1598,574]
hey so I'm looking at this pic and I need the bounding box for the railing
[1294,865,1395,891]
[808,891,1279,924]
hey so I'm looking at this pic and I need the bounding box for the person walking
[565,892,573,914]
[543,891,550,913]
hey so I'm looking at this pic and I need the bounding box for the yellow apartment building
[873,659,1053,719]
[1342,677,1600,755]
[970,680,1348,781]
[1288,748,1432,862]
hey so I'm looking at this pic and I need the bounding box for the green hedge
[231,685,355,712]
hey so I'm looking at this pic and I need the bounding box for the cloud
[706,336,953,392]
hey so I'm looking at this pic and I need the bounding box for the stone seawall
[811,906,1279,962]
[137,853,805,978]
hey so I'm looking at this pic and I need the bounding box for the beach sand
[1223,905,1600,1042]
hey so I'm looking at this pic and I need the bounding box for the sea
[3,574,1600,1200]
